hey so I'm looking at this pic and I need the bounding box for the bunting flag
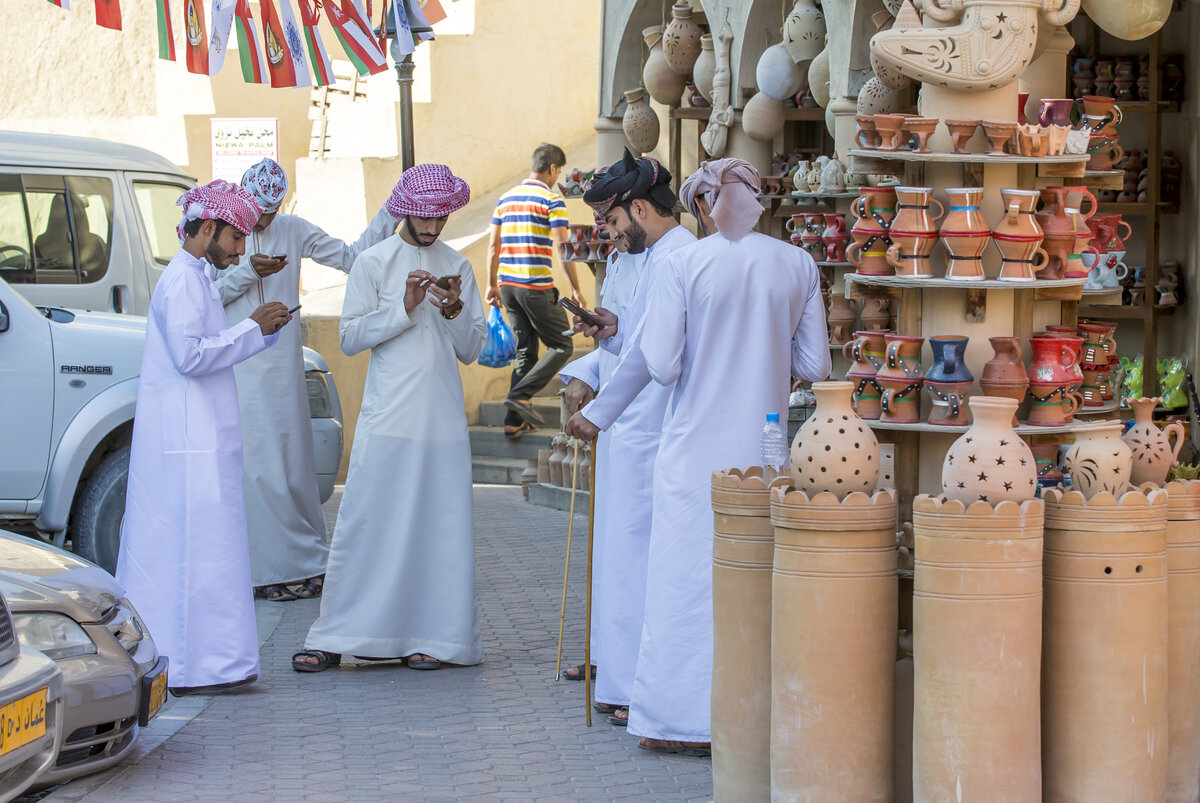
[259,0,312,88]
[327,0,387,76]
[156,0,176,60]
[207,0,237,76]
[95,0,122,29]
[419,0,445,26]
[388,0,413,57]
[183,0,210,74]
[45,0,69,8]
[233,0,266,83]
[297,0,333,87]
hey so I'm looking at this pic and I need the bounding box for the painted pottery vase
[757,43,807,102]
[941,397,1037,505]
[1029,334,1084,385]
[926,380,973,426]
[1037,186,1097,280]
[1124,396,1186,486]
[800,231,827,262]
[782,0,827,63]
[878,334,924,424]
[925,335,973,426]
[849,186,897,276]
[693,34,716,102]
[992,189,1046,282]
[941,187,990,281]
[844,330,886,420]
[641,26,686,106]
[662,2,703,76]
[944,119,980,154]
[1032,443,1066,482]
[1026,382,1083,427]
[742,91,787,142]
[1080,366,1109,407]
[822,213,848,238]
[1063,421,1133,498]
[1087,134,1124,171]
[886,186,943,278]
[1076,320,1115,366]
[622,88,660,154]
[1067,209,1100,278]
[827,295,861,346]
[1079,94,1123,134]
[790,381,880,498]
[860,297,890,332]
[1038,98,1075,128]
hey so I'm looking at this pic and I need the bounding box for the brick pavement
[41,485,714,802]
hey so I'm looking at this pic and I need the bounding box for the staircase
[470,394,561,486]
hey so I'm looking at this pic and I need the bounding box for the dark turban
[582,149,676,216]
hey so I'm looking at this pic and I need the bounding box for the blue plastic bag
[479,306,517,368]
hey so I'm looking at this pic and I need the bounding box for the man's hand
[250,301,291,336]
[426,276,462,307]
[564,378,596,416]
[572,288,588,309]
[485,283,502,308]
[249,254,288,278]
[565,410,600,441]
[405,270,437,314]
[573,306,618,341]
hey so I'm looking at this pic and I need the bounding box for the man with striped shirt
[486,143,588,438]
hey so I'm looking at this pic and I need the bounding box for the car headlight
[306,371,334,418]
[105,603,146,653]
[13,612,97,660]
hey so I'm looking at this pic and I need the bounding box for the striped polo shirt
[493,179,568,289]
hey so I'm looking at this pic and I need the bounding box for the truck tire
[72,446,129,574]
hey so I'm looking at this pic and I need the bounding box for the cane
[555,438,583,681]
[584,436,598,726]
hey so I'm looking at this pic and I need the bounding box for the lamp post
[379,0,433,171]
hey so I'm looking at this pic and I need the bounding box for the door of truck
[0,280,54,501]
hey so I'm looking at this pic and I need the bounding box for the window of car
[0,173,114,285]
[133,181,191,265]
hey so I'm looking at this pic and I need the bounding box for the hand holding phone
[287,304,302,315]
[434,273,461,290]
[559,297,604,329]
[270,252,288,261]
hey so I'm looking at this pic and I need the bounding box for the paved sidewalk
[40,485,714,802]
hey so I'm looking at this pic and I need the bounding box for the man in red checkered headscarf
[118,180,294,696]
[295,164,489,674]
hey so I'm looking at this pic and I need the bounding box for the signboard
[210,118,279,182]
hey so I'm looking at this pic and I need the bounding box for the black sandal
[563,663,596,681]
[259,584,299,602]
[292,650,341,673]
[291,577,323,599]
[593,701,622,714]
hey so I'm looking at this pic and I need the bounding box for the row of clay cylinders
[539,435,591,489]
[709,468,898,801]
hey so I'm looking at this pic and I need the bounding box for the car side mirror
[0,301,8,333]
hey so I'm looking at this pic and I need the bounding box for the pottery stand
[911,495,1044,802]
[1165,480,1200,802]
[769,488,897,801]
[1041,488,1169,801]
[710,468,778,802]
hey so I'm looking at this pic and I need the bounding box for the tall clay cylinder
[711,468,777,802]
[1042,488,1169,802]
[912,496,1045,802]
[770,488,897,801]
[1166,480,1200,802]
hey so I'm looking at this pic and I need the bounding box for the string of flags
[41,0,447,88]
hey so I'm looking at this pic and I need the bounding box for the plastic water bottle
[761,412,789,479]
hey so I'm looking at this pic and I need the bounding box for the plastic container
[761,413,788,479]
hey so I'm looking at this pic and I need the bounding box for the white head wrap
[240,158,288,214]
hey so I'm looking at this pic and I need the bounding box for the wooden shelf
[1081,169,1124,190]
[1078,303,1177,319]
[848,148,1089,165]
[1121,100,1182,114]
[669,107,712,121]
[845,273,1086,298]
[816,261,853,268]
[1096,201,1179,216]
[789,190,860,199]
[1076,399,1123,416]
[867,418,1118,435]
[1080,286,1125,306]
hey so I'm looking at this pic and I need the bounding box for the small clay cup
[981,119,1018,156]
[873,114,908,151]
[901,117,939,154]
[855,115,881,149]
[944,119,980,154]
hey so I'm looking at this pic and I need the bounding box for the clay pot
[878,334,924,424]
[757,42,806,102]
[1124,396,1186,486]
[941,396,1037,504]
[641,26,686,106]
[1086,133,1124,171]
[856,76,905,116]
[926,380,972,426]
[1026,382,1083,427]
[981,119,1018,156]
[807,45,831,108]
[860,297,890,332]
[1037,97,1075,128]
[742,91,786,142]
[693,34,716,102]
[940,187,990,281]
[1032,443,1065,482]
[622,88,660,154]
[1067,209,1100,279]
[1076,320,1113,366]
[1037,186,1096,279]
[827,295,861,346]
[662,2,703,76]
[843,330,888,375]
[549,434,568,486]
[925,335,971,384]
[980,337,1029,425]
[849,186,897,276]
[1063,422,1134,498]
[885,186,943,278]
[782,0,827,63]
[873,113,908,151]
[1164,481,1200,801]
[1028,335,1082,386]
[790,381,881,498]
[521,457,538,499]
[1079,94,1123,134]
[822,213,847,238]
[944,119,980,154]
[855,115,881,150]
[992,188,1046,283]
[901,117,938,154]
[1079,365,1109,407]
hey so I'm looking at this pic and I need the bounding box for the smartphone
[287,304,301,315]
[270,252,288,260]
[434,273,461,290]
[559,297,604,329]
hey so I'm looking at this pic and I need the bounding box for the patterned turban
[386,164,471,219]
[176,180,263,244]
[678,159,762,241]
[582,149,676,217]
[240,158,288,214]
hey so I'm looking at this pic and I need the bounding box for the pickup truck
[0,131,343,571]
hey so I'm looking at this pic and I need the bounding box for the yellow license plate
[147,670,168,721]
[0,687,47,757]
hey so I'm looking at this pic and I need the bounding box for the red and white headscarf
[679,159,762,241]
[240,158,288,214]
[176,180,263,244]
[385,163,471,219]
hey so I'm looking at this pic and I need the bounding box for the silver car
[0,530,165,791]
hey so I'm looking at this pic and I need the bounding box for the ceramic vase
[808,45,831,108]
[827,295,860,346]
[1067,209,1099,279]
[693,34,716,102]
[757,43,806,102]
[1124,396,1186,485]
[885,186,943,278]
[642,26,686,106]
[782,0,826,63]
[549,434,568,486]
[521,458,538,499]
[1037,186,1097,280]
[622,88,660,154]
[849,186,896,276]
[662,2,703,76]
[940,187,991,281]
[1027,382,1083,427]
[925,335,973,426]
[941,397,1037,505]
[860,298,890,332]
[790,381,880,498]
[877,334,924,424]
[992,189,1046,282]
[844,331,887,420]
[856,76,905,117]
[980,336,1029,425]
[742,91,786,142]
[1063,422,1133,498]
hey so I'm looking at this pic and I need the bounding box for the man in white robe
[212,158,397,602]
[294,164,485,672]
[568,159,831,753]
[117,180,293,696]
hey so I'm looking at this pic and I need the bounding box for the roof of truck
[0,130,194,180]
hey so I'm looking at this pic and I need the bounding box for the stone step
[477,399,562,429]
[528,482,591,513]
[468,425,557,460]
[471,456,528,486]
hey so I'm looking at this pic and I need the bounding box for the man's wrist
[441,300,463,320]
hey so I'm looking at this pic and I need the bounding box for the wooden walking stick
[555,438,582,681]
[584,436,598,726]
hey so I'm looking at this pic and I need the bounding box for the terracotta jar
[992,189,1046,282]
[1063,422,1134,498]
[800,231,826,262]
[941,396,1037,504]
[822,213,848,238]
[548,434,568,486]
[1026,382,1082,427]
[849,186,897,276]
[940,187,991,280]
[1028,335,1080,386]
[790,381,880,498]
[1076,320,1114,366]
[851,185,897,228]
[980,336,1029,425]
[1038,97,1075,128]
[1124,396,1186,485]
[877,334,924,424]
[827,295,860,346]
[661,2,703,76]
[1087,133,1124,171]
[692,34,716,102]
[1037,186,1097,280]
[641,26,685,106]
[622,88,660,154]
[859,298,890,332]
[1080,365,1109,407]
[844,331,887,420]
[886,186,943,278]
[1078,94,1123,135]
[925,335,973,426]
[1067,208,1100,279]
[1032,443,1065,482]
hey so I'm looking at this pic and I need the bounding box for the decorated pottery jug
[1063,421,1134,498]
[843,330,887,420]
[1067,209,1100,279]
[885,186,943,278]
[941,397,1037,505]
[1029,334,1084,386]
[1123,396,1186,485]
[1026,382,1083,427]
[661,1,703,76]
[924,335,973,426]
[790,381,880,499]
[1079,365,1109,407]
[877,334,924,424]
[622,88,660,154]
[980,336,1029,424]
[940,187,991,280]
[827,295,861,346]
[1076,320,1115,366]
[1037,186,1097,280]
[848,186,896,276]
[1037,98,1075,128]
[992,189,1046,282]
[860,297,890,331]
[1031,443,1065,483]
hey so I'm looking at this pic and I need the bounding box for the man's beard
[205,239,233,269]
[623,217,648,254]
[405,217,438,247]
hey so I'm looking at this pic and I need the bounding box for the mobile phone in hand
[270,252,288,260]
[559,297,604,329]
[434,273,461,290]
[287,304,301,315]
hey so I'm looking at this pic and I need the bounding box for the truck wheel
[72,446,129,574]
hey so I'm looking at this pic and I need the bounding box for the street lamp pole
[393,52,415,171]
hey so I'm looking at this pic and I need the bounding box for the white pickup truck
[0,131,343,571]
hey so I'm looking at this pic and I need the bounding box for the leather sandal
[290,577,323,599]
[563,663,596,682]
[405,653,442,670]
[637,737,711,757]
[258,584,299,602]
[292,650,341,673]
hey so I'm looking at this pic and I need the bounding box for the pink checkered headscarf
[240,158,288,214]
[176,180,262,244]
[386,163,471,219]
[679,159,762,241]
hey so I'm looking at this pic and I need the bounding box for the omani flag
[183,0,210,74]
[327,0,387,76]
[259,0,312,88]
[297,0,334,87]
[156,0,177,60]
[234,0,267,83]
[95,0,122,29]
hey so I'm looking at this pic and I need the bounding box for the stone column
[594,116,632,168]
